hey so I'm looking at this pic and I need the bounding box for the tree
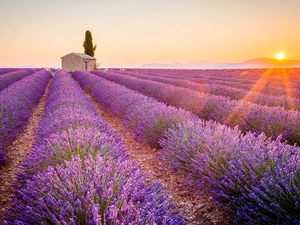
[83,30,97,57]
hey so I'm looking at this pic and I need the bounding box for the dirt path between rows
[84,91,234,225]
[0,81,51,224]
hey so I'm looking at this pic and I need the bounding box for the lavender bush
[74,70,300,224]
[129,68,300,99]
[0,69,51,166]
[14,126,127,190]
[6,70,184,224]
[115,70,300,110]
[236,157,300,224]
[7,155,184,224]
[92,70,300,146]
[159,119,300,224]
[0,68,17,75]
[73,70,197,148]
[0,69,34,91]
[14,70,124,188]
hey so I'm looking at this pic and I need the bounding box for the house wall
[85,60,96,71]
[61,54,96,72]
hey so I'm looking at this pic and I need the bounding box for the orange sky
[0,0,299,68]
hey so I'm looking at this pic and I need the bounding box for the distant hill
[141,58,300,69]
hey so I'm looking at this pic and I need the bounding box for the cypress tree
[83,30,97,57]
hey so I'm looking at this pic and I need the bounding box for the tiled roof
[61,53,96,60]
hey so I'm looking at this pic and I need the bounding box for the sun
[276,52,285,60]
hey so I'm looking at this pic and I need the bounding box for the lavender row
[5,70,184,224]
[160,122,300,224]
[155,68,300,98]
[73,70,300,224]
[0,69,35,92]
[0,68,18,75]
[73,71,198,148]
[112,68,300,83]
[125,68,300,98]
[92,70,300,146]
[0,70,51,166]
[187,69,300,98]
[115,70,300,110]
[135,68,300,90]
[201,78,300,99]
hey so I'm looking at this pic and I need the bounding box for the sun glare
[276,52,285,60]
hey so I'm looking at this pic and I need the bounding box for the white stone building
[61,53,96,73]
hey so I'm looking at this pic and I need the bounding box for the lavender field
[1,68,300,224]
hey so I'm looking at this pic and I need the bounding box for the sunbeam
[224,68,275,127]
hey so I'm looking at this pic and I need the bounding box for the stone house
[61,53,96,72]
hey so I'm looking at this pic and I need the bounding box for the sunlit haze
[0,0,300,68]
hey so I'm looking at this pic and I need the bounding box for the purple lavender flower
[0,69,51,166]
[0,69,34,91]
[115,69,300,111]
[235,146,300,224]
[15,126,127,190]
[91,70,300,146]
[73,70,197,148]
[73,70,300,223]
[6,70,184,224]
[6,154,184,224]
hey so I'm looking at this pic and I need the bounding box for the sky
[0,0,300,68]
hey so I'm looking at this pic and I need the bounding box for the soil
[0,81,51,224]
